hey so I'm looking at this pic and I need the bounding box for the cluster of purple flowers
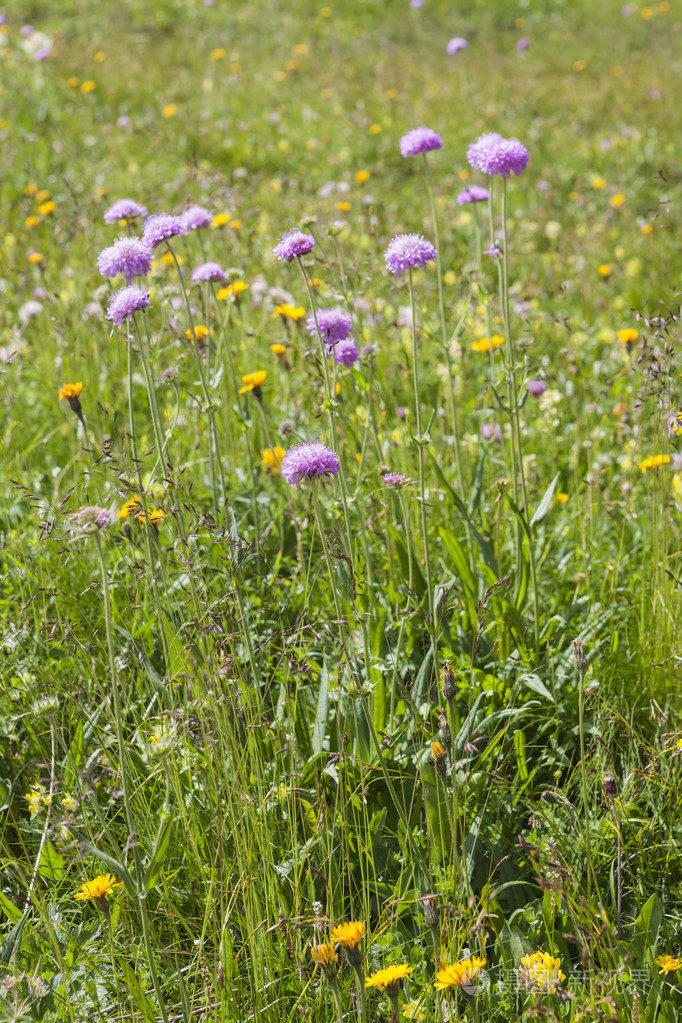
[97,237,152,284]
[306,308,353,344]
[143,213,187,248]
[467,132,529,178]
[103,198,148,224]
[191,261,227,283]
[106,286,150,326]
[281,442,340,487]
[383,472,408,489]
[456,185,490,205]
[273,229,316,262]
[446,37,468,55]
[385,234,437,276]
[180,205,212,232]
[399,126,442,158]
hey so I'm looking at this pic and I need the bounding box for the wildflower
[26,789,44,818]
[65,506,111,536]
[571,637,588,676]
[38,200,55,215]
[484,243,502,258]
[273,228,316,262]
[142,213,186,248]
[191,261,227,283]
[467,132,529,178]
[527,379,547,397]
[58,381,85,416]
[311,943,339,978]
[472,335,503,353]
[25,215,40,227]
[274,303,306,321]
[656,955,682,975]
[617,328,638,344]
[441,661,457,699]
[517,952,566,994]
[97,237,153,284]
[369,123,382,134]
[217,281,248,299]
[211,213,231,228]
[611,193,626,207]
[331,920,365,968]
[104,198,148,223]
[162,103,177,118]
[555,493,569,504]
[592,177,606,189]
[598,264,611,277]
[271,343,287,355]
[106,285,151,325]
[307,308,353,343]
[118,497,142,519]
[211,47,226,59]
[355,169,370,183]
[669,412,682,437]
[180,205,213,232]
[456,185,489,204]
[67,76,80,87]
[639,454,671,473]
[331,338,360,367]
[137,508,166,527]
[434,956,486,992]
[281,442,341,487]
[74,873,122,910]
[383,472,408,488]
[61,794,77,812]
[185,325,209,340]
[385,233,437,276]
[402,1000,425,1020]
[480,422,502,441]
[81,81,96,92]
[366,963,412,995]
[261,446,286,475]
[446,37,468,54]
[399,126,443,157]
[430,741,447,776]
[239,371,266,395]
[29,252,44,265]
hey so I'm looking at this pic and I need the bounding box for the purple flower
[180,205,212,232]
[20,24,33,37]
[517,37,529,51]
[330,338,360,367]
[97,237,153,284]
[446,37,468,55]
[96,509,112,529]
[410,0,424,8]
[400,126,443,158]
[106,286,151,326]
[383,472,408,488]
[385,233,437,276]
[456,184,490,204]
[307,308,353,344]
[484,244,502,259]
[281,442,340,487]
[467,132,529,178]
[33,47,51,60]
[191,261,227,283]
[480,423,502,442]
[527,379,547,397]
[273,229,316,262]
[142,213,187,248]
[104,198,148,224]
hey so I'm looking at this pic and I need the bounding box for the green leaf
[530,473,560,526]
[67,826,136,894]
[519,673,554,702]
[39,840,65,881]
[0,891,22,924]
[144,802,174,891]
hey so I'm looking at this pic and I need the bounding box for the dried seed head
[438,709,452,750]
[441,661,457,700]
[571,637,588,677]
[420,894,439,930]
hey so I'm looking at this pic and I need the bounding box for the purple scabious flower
[33,47,51,60]
[400,126,443,158]
[456,184,490,204]
[330,337,360,367]
[180,205,213,232]
[142,213,187,248]
[527,378,547,397]
[273,229,316,262]
[517,37,529,51]
[97,237,153,284]
[307,308,354,344]
[104,198,148,223]
[281,442,340,487]
[385,233,437,276]
[383,472,408,488]
[485,244,502,259]
[446,37,468,55]
[106,286,150,326]
[190,261,227,283]
[467,132,529,178]
[20,24,33,36]
[480,423,502,442]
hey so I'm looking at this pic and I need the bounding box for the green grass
[1,1,682,1021]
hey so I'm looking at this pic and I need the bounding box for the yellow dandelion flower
[598,264,611,278]
[311,943,338,975]
[434,956,486,991]
[284,59,298,71]
[657,955,682,974]
[430,741,447,764]
[36,190,50,202]
[229,219,242,230]
[38,200,55,215]
[292,43,309,55]
[555,493,569,504]
[161,251,181,266]
[471,335,503,353]
[355,169,370,184]
[517,952,565,994]
[592,177,606,189]
[617,328,638,344]
[74,873,122,907]
[271,343,286,355]
[640,5,653,17]
[217,280,248,299]
[658,1,670,12]
[80,81,96,93]
[211,47,226,59]
[611,193,626,208]
[273,303,305,321]
[67,76,79,87]
[29,252,44,265]
[641,223,653,235]
[369,123,382,135]
[137,508,166,527]
[117,497,142,519]
[162,103,177,118]
[261,446,285,475]
[211,213,230,228]
[336,201,351,212]
[239,370,266,394]
[25,183,38,195]
[402,1000,425,1021]
[25,215,39,228]
[58,382,84,411]
[185,325,209,341]
[365,964,412,995]
[639,454,671,473]
[572,59,587,71]
[93,50,106,62]
[331,920,366,950]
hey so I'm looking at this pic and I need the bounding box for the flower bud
[441,661,457,700]
[571,637,588,676]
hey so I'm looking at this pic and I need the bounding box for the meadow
[1,0,681,1020]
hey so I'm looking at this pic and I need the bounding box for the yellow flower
[162,104,177,118]
[29,252,44,265]
[74,873,122,907]
[639,454,671,473]
[641,223,653,235]
[434,956,486,991]
[36,190,50,202]
[239,371,266,394]
[311,943,338,975]
[229,63,241,74]
[402,1001,425,1021]
[94,50,106,62]
[117,497,142,519]
[611,193,626,208]
[161,251,181,266]
[430,741,446,764]
[137,508,166,527]
[617,328,638,344]
[292,43,309,55]
[217,280,248,299]
[658,955,682,975]
[555,493,569,504]
[598,264,611,278]
[365,964,412,995]
[336,201,351,212]
[80,81,96,93]
[284,59,298,71]
[211,213,230,228]
[614,401,628,418]
[67,76,79,87]
[321,6,332,16]
[572,59,587,71]
[592,177,606,189]
[273,303,305,321]
[211,47,226,59]
[58,382,84,411]
[471,335,503,353]
[38,201,55,216]
[26,789,44,818]
[331,920,366,950]
[355,169,370,184]
[369,123,382,134]
[270,343,286,355]
[517,952,565,994]
[229,219,241,230]
[185,325,209,340]
[61,794,76,811]
[261,446,285,475]
[641,5,653,17]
